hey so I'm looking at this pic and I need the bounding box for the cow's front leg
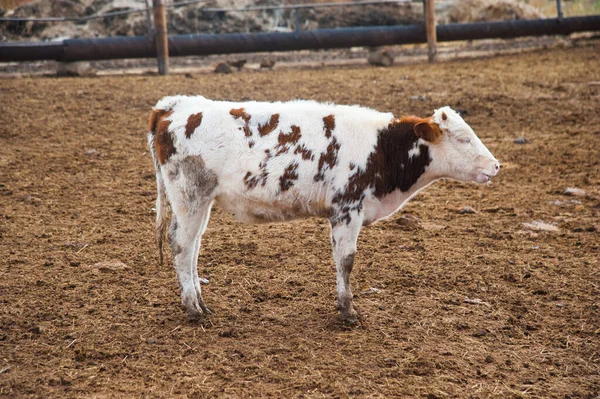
[329,214,362,323]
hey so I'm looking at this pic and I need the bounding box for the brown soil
[1,44,599,398]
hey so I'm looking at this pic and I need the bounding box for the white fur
[428,106,500,184]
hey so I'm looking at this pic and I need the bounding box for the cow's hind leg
[169,201,213,318]
[329,214,362,323]
[165,155,218,318]
[191,201,213,314]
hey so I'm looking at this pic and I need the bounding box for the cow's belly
[215,190,330,224]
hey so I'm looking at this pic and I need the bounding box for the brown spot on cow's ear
[258,114,279,137]
[185,112,203,139]
[153,110,175,164]
[323,114,335,138]
[441,111,448,121]
[414,121,443,143]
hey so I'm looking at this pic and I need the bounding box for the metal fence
[0,0,415,33]
[0,0,598,74]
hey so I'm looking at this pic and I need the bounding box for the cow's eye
[458,137,471,144]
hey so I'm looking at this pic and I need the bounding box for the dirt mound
[447,0,544,23]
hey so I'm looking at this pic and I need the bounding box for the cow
[147,96,500,323]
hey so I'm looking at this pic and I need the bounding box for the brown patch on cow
[294,144,314,161]
[244,171,259,190]
[185,112,203,139]
[314,136,340,181]
[149,108,170,133]
[248,140,255,148]
[275,125,302,155]
[279,162,299,192]
[244,150,272,190]
[441,111,448,121]
[331,117,434,224]
[230,108,252,137]
[399,115,443,143]
[258,114,279,137]
[230,108,250,122]
[332,150,378,205]
[278,125,302,145]
[152,109,175,165]
[323,115,335,138]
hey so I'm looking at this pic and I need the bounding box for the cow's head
[417,106,500,184]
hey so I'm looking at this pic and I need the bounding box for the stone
[260,59,276,69]
[522,220,559,232]
[562,187,586,197]
[514,137,530,144]
[228,59,247,70]
[396,214,420,227]
[367,47,394,67]
[214,62,233,74]
[56,62,97,77]
[93,260,129,273]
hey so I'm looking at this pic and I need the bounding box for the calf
[148,96,500,322]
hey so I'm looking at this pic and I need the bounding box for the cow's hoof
[199,302,213,315]
[340,309,359,325]
[186,308,204,320]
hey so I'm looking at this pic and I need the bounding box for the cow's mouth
[475,172,492,184]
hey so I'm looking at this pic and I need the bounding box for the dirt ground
[1,42,599,398]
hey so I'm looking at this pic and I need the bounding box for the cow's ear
[414,121,443,143]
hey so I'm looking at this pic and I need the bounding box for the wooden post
[152,0,169,75]
[425,0,437,62]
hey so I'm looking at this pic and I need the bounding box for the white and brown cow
[148,96,500,323]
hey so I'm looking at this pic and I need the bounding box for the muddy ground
[1,43,599,398]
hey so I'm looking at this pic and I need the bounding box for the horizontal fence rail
[0,15,599,63]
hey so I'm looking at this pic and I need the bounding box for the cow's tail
[148,109,169,266]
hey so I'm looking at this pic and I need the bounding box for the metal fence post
[152,0,169,75]
[556,0,563,19]
[144,0,153,37]
[425,0,437,62]
[294,8,300,32]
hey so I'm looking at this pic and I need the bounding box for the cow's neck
[367,120,439,222]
